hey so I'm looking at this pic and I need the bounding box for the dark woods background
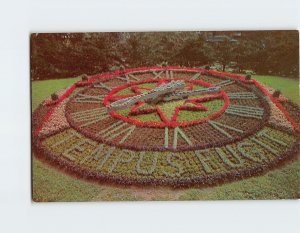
[30,31,299,80]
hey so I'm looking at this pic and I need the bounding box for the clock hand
[108,80,185,111]
[162,86,221,102]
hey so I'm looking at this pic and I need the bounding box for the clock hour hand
[108,80,185,112]
[162,86,221,102]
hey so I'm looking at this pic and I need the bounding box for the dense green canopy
[30,31,298,80]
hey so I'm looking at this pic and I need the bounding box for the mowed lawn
[253,75,299,105]
[32,75,300,201]
[31,77,81,110]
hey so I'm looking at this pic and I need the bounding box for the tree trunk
[222,63,226,72]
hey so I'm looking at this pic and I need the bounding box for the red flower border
[252,80,300,132]
[33,84,76,137]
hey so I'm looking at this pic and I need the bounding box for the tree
[212,38,237,72]
[31,31,299,80]
[171,36,213,67]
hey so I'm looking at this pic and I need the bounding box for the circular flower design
[32,67,300,187]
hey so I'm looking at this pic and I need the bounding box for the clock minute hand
[162,86,221,102]
[108,80,185,112]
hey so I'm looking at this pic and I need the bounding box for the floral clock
[32,66,300,187]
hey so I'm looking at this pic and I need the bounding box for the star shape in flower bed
[129,92,225,123]
[109,79,225,127]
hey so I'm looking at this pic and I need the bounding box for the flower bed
[32,66,300,187]
[33,126,299,187]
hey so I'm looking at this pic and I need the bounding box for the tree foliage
[31,31,299,80]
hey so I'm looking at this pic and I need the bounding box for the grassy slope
[253,75,299,105]
[32,78,81,110]
[32,76,300,201]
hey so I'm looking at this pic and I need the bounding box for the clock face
[66,70,269,151]
[33,67,300,187]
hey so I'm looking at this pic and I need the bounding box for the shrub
[51,93,59,101]
[273,90,281,98]
[81,74,88,81]
[205,65,210,70]
[245,74,251,80]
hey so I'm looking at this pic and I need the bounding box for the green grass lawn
[32,75,300,201]
[31,77,81,110]
[253,75,299,105]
